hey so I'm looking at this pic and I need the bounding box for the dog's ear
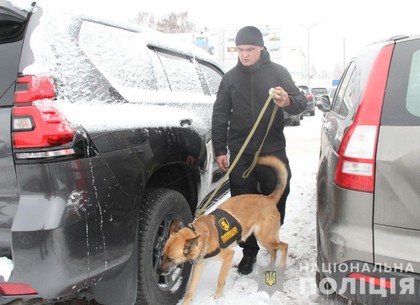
[183,236,200,256]
[170,219,182,234]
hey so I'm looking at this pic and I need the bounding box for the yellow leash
[195,90,278,217]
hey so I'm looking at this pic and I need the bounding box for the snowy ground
[181,111,342,305]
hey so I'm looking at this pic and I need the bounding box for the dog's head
[159,219,202,275]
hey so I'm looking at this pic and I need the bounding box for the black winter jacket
[212,48,307,156]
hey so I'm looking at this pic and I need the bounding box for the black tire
[136,188,193,305]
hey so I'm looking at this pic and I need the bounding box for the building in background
[186,27,334,88]
[215,27,282,72]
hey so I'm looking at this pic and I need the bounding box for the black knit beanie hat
[235,26,264,46]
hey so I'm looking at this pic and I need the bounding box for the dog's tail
[257,155,288,202]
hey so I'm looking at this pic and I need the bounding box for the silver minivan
[316,35,420,305]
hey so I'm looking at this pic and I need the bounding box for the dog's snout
[158,257,168,275]
[158,256,176,275]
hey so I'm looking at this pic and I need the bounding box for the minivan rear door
[374,38,420,273]
[0,1,29,253]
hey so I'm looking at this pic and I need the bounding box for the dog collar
[187,223,197,236]
[187,223,208,265]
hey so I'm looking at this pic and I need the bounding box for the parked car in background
[283,111,301,126]
[298,85,315,116]
[316,34,420,305]
[0,1,227,304]
[311,86,328,105]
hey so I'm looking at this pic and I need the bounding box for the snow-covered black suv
[0,1,227,304]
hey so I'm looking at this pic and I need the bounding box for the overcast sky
[129,0,420,73]
[12,0,419,76]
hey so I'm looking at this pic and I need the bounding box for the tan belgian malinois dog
[159,155,288,305]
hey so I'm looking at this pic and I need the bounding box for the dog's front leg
[182,261,206,305]
[213,249,234,299]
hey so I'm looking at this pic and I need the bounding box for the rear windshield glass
[381,39,420,126]
[406,50,420,117]
[0,7,27,43]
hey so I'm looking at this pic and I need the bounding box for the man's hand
[216,155,229,172]
[272,86,291,108]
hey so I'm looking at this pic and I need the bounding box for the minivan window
[406,50,420,117]
[381,39,420,126]
[332,61,356,117]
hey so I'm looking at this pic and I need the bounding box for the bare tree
[333,61,344,79]
[134,11,196,33]
[134,12,156,28]
[159,11,196,33]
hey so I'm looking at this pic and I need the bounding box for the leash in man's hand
[195,88,279,217]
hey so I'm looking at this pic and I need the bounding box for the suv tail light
[334,44,394,192]
[12,76,75,150]
[0,283,37,296]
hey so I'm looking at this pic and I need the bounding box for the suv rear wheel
[136,188,193,305]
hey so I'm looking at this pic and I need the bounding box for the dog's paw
[212,290,223,299]
[181,295,193,305]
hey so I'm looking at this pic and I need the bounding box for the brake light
[15,75,55,103]
[335,125,377,191]
[334,44,394,192]
[348,272,393,289]
[12,76,74,149]
[0,283,37,295]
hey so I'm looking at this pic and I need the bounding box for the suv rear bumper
[0,155,135,301]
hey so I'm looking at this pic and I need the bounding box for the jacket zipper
[250,72,257,150]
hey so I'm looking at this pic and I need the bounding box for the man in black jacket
[211,26,307,275]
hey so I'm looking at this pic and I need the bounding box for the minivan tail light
[335,125,377,191]
[334,44,394,193]
[12,75,75,149]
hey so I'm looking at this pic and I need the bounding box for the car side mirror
[316,94,331,112]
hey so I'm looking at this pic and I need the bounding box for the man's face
[237,45,263,66]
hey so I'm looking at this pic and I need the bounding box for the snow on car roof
[9,0,220,133]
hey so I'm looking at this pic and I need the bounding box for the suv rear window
[1,5,28,106]
[382,39,420,126]
[0,6,27,43]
